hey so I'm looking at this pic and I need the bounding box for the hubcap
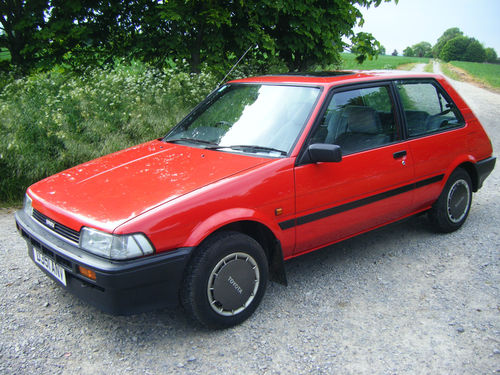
[207,252,260,316]
[447,179,470,223]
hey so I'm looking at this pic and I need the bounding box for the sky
[353,0,500,55]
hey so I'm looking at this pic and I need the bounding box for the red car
[16,71,495,328]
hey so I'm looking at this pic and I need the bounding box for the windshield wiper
[167,139,287,156]
[207,144,287,156]
[166,138,219,147]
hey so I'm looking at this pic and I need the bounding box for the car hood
[29,140,272,232]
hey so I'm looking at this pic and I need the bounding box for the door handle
[393,150,407,159]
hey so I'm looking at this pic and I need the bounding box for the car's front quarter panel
[114,157,297,258]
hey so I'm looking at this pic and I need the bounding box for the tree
[0,0,48,71]
[463,38,486,62]
[392,49,398,56]
[403,46,413,57]
[379,45,386,55]
[349,32,382,64]
[160,0,397,72]
[440,36,470,62]
[412,41,432,58]
[439,35,487,63]
[1,0,399,73]
[432,27,463,58]
[485,48,498,63]
[0,0,140,71]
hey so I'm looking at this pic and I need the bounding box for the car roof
[229,70,443,86]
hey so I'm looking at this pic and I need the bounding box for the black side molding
[279,174,444,230]
[475,157,496,190]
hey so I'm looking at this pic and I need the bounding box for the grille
[32,209,80,244]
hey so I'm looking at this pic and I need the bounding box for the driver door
[293,83,416,254]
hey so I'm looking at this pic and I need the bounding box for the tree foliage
[439,36,471,62]
[403,41,431,58]
[431,28,497,63]
[403,46,413,57]
[432,27,463,58]
[412,41,432,58]
[485,48,498,63]
[0,0,48,70]
[349,32,382,64]
[0,0,397,74]
[439,35,492,63]
[463,38,486,63]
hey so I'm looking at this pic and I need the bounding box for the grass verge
[395,63,417,71]
[424,61,434,73]
[448,61,500,89]
[440,63,461,81]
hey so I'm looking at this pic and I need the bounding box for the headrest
[344,106,380,134]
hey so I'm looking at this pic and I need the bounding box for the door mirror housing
[308,144,342,163]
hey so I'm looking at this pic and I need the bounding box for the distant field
[338,53,429,70]
[449,61,500,89]
[0,48,10,61]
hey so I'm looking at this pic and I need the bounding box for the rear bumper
[475,156,496,190]
[15,210,192,315]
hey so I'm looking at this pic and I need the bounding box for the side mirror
[308,143,342,163]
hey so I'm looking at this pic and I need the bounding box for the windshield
[165,84,321,156]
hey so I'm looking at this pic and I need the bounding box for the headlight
[79,227,155,260]
[24,194,33,217]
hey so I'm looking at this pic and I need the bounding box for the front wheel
[429,168,472,233]
[180,231,268,328]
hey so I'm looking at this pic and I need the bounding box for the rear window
[396,81,464,137]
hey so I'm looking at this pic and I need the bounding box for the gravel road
[1,69,499,374]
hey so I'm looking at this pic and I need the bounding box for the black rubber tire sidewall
[429,168,472,233]
[180,231,269,329]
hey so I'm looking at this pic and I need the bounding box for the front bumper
[15,210,193,315]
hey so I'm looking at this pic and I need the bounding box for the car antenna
[216,44,257,88]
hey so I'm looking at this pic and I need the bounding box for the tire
[180,231,269,328]
[429,168,472,233]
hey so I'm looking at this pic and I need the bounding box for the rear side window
[309,85,399,155]
[396,81,464,137]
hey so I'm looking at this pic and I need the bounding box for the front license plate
[33,247,67,286]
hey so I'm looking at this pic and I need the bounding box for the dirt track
[1,69,499,374]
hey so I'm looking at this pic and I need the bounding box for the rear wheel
[429,168,472,233]
[181,231,268,328]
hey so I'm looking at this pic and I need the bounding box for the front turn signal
[78,266,96,280]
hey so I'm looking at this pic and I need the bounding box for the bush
[440,36,488,63]
[440,36,471,62]
[0,61,218,202]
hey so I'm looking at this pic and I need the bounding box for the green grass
[440,63,461,81]
[0,48,10,62]
[0,61,218,203]
[338,53,429,70]
[424,61,434,73]
[449,61,500,89]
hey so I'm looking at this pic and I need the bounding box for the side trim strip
[279,174,444,230]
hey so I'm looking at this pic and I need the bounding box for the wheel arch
[442,154,480,193]
[189,219,288,286]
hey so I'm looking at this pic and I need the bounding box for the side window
[396,81,464,137]
[310,85,399,155]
